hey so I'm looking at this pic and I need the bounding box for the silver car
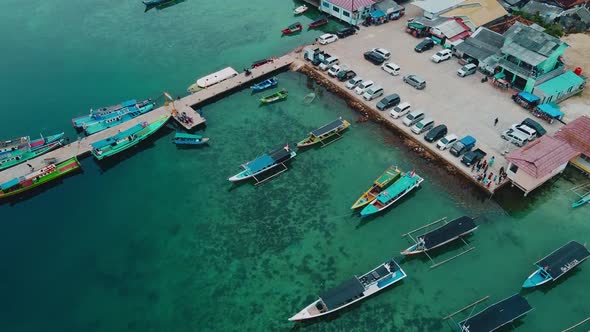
[403,74,426,90]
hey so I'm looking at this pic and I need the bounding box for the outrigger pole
[253,163,289,186]
[443,295,490,329]
[561,317,590,332]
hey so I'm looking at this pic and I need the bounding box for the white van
[362,85,384,101]
[436,134,458,150]
[319,56,339,71]
[403,110,425,127]
[411,118,435,134]
[457,63,477,77]
[511,124,537,141]
[382,62,401,76]
[501,129,529,147]
[390,102,411,119]
[355,80,374,95]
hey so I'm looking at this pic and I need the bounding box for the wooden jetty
[0,54,297,183]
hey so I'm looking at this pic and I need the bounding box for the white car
[381,62,401,76]
[346,76,363,89]
[436,134,458,150]
[389,102,411,119]
[328,64,349,77]
[317,33,338,45]
[431,49,452,63]
[510,123,537,141]
[371,48,391,60]
[354,80,374,95]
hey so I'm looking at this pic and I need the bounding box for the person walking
[494,117,499,126]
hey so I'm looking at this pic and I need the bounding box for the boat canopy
[418,216,476,250]
[268,146,291,163]
[311,118,344,137]
[244,154,274,174]
[174,133,202,140]
[535,241,590,280]
[376,174,418,204]
[1,177,20,191]
[517,92,540,103]
[319,277,365,310]
[536,103,564,119]
[91,123,145,149]
[459,294,532,332]
[196,67,239,89]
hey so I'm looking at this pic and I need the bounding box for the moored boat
[351,166,401,209]
[572,195,590,208]
[360,171,423,217]
[294,5,308,15]
[90,116,170,160]
[173,132,209,145]
[80,100,156,135]
[250,77,278,92]
[187,67,239,93]
[289,258,406,321]
[522,240,590,288]
[0,133,65,171]
[282,22,302,35]
[72,99,153,129]
[0,136,30,157]
[260,89,288,104]
[309,17,328,28]
[401,216,477,255]
[297,117,351,148]
[0,157,81,199]
[251,58,276,68]
[229,144,296,183]
[456,294,532,332]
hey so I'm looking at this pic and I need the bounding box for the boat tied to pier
[289,258,406,321]
[78,99,156,135]
[0,157,81,199]
[72,99,153,130]
[90,116,170,160]
[309,17,329,28]
[173,132,209,145]
[401,216,477,255]
[297,117,351,148]
[522,240,590,288]
[228,144,296,184]
[360,171,423,217]
[260,89,288,104]
[282,22,303,35]
[351,165,401,209]
[0,133,65,171]
[187,67,239,93]
[251,58,276,69]
[250,77,278,92]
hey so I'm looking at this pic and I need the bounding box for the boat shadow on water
[355,186,423,228]
[0,168,84,206]
[144,0,186,12]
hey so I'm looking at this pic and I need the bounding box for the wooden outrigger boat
[297,117,351,148]
[522,240,590,288]
[309,17,329,28]
[401,216,477,256]
[360,171,423,217]
[173,132,209,145]
[229,144,296,184]
[289,258,406,321]
[351,166,401,209]
[0,133,65,171]
[250,77,278,92]
[282,22,302,35]
[260,89,288,104]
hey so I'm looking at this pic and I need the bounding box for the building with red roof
[319,0,375,25]
[554,115,590,174]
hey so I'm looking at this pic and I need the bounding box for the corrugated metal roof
[455,27,504,60]
[554,115,590,156]
[326,0,375,11]
[534,70,586,96]
[411,0,465,13]
[506,135,580,178]
[441,0,508,27]
[433,19,470,38]
[502,22,565,66]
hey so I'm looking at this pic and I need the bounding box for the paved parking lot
[296,5,581,193]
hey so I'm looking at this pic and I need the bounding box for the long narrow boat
[309,17,329,28]
[572,194,590,208]
[401,216,477,255]
[72,99,152,129]
[282,22,302,35]
[173,132,209,145]
[250,77,278,92]
[0,136,30,156]
[522,240,590,288]
[289,258,406,321]
[351,166,401,209]
[297,117,351,148]
[457,294,533,332]
[90,116,169,160]
[0,133,65,171]
[260,89,288,104]
[294,5,308,15]
[229,145,296,182]
[360,171,423,217]
[251,58,276,69]
[0,157,81,199]
[81,100,156,135]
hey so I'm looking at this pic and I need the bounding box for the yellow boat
[351,166,401,209]
[297,117,351,148]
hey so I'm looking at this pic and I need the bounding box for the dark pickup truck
[461,148,487,167]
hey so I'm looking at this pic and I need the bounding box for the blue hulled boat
[173,133,209,145]
[360,171,423,217]
[250,77,278,92]
[72,99,154,135]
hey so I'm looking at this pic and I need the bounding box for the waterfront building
[319,0,375,25]
[554,115,590,175]
[453,27,504,73]
[412,0,508,30]
[531,70,586,104]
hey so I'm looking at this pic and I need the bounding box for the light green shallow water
[0,1,589,331]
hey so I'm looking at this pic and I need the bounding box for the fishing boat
[297,117,351,148]
[351,166,401,209]
[250,77,278,92]
[228,144,296,183]
[0,133,65,171]
[282,22,302,35]
[260,89,288,104]
[360,171,423,217]
[401,216,477,255]
[81,100,156,135]
[173,132,209,145]
[309,17,329,28]
[251,58,276,68]
[522,240,590,288]
[572,195,590,208]
[0,136,30,157]
[289,258,406,321]
[456,294,533,332]
[90,116,169,160]
[0,157,81,199]
[72,99,153,130]
[294,5,308,15]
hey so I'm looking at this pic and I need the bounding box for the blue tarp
[1,177,20,190]
[518,92,540,103]
[537,103,564,118]
[460,135,476,146]
[121,99,137,108]
[370,9,386,19]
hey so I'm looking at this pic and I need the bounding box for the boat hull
[360,174,423,217]
[173,137,209,145]
[351,166,401,209]
[297,120,351,148]
[0,139,64,171]
[84,103,156,135]
[572,196,590,208]
[522,268,552,288]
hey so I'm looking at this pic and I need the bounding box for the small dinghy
[282,22,302,35]
[294,5,308,15]
[303,92,316,105]
[309,17,328,28]
[250,77,278,92]
[260,89,288,104]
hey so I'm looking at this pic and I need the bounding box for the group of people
[177,111,194,125]
[470,156,507,188]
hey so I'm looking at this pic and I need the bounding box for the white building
[319,0,375,25]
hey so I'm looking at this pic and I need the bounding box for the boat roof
[174,132,202,139]
[377,174,418,204]
[244,154,274,174]
[419,216,477,250]
[319,277,365,310]
[196,67,238,88]
[1,177,20,191]
[375,167,400,186]
[535,241,590,280]
[268,146,291,162]
[459,294,532,332]
[91,123,145,149]
[121,99,137,108]
[311,118,344,137]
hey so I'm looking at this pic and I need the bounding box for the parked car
[415,38,434,52]
[510,123,537,141]
[319,56,339,70]
[364,51,386,65]
[328,64,348,77]
[363,85,384,101]
[501,129,528,147]
[402,110,425,127]
[411,118,435,134]
[461,148,487,167]
[521,118,546,137]
[436,133,458,150]
[424,124,447,142]
[450,135,476,156]
[371,48,391,60]
[382,62,401,76]
[346,76,363,89]
[390,102,411,119]
[336,27,355,38]
[337,70,356,82]
[317,33,338,45]
[377,94,401,111]
[457,63,477,77]
[354,80,374,95]
[431,49,452,63]
[403,74,426,90]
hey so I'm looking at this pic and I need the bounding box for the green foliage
[510,10,565,37]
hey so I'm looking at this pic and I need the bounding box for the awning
[537,103,564,119]
[517,92,540,103]
[494,72,505,79]
[370,9,386,19]
[1,177,20,191]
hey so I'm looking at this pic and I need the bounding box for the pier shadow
[144,0,186,12]
[0,168,84,206]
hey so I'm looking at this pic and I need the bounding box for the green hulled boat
[351,165,401,209]
[91,116,169,160]
[260,89,288,104]
[0,157,81,199]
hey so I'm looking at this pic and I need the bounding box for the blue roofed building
[532,70,586,104]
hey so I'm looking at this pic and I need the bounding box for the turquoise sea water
[1,1,589,331]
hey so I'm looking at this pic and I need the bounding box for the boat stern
[522,268,551,288]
